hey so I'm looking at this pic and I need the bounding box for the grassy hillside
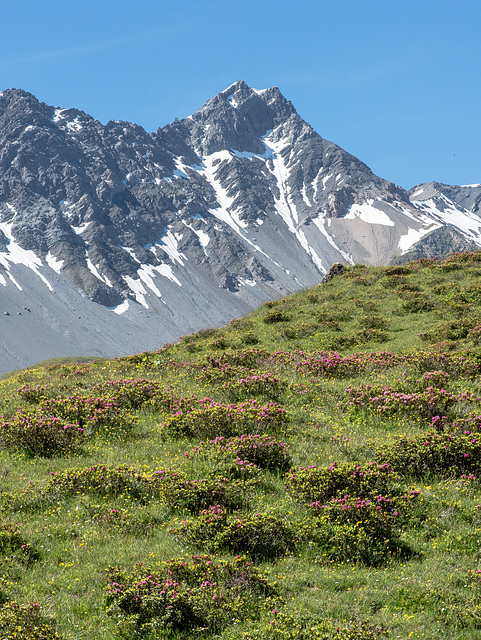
[2,252,481,639]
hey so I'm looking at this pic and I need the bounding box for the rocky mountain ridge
[0,81,480,372]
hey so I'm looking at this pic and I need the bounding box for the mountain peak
[180,81,297,155]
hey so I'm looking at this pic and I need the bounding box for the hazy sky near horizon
[2,0,480,189]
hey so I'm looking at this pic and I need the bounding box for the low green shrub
[172,506,300,559]
[91,378,164,409]
[242,331,259,345]
[191,434,292,472]
[309,497,412,566]
[91,508,164,535]
[0,601,64,640]
[162,399,288,439]
[0,519,37,562]
[105,554,281,637]
[355,328,389,344]
[0,410,82,456]
[45,464,160,503]
[398,290,436,312]
[222,372,288,401]
[286,461,395,505]
[343,380,476,421]
[156,467,258,514]
[39,394,133,434]
[16,383,65,404]
[376,431,481,477]
[223,609,389,639]
[358,315,390,330]
[263,310,290,324]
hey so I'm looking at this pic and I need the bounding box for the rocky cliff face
[0,81,479,372]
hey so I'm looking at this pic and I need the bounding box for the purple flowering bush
[39,394,132,435]
[162,399,288,439]
[343,382,475,421]
[222,371,288,402]
[376,431,481,477]
[105,554,281,637]
[172,506,301,559]
[286,461,417,565]
[90,378,164,409]
[0,409,83,456]
[191,434,292,472]
[286,461,396,505]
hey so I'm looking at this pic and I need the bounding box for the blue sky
[2,0,480,189]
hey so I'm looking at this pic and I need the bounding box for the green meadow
[2,252,481,639]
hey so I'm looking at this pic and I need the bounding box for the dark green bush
[158,467,258,514]
[162,400,288,439]
[242,331,259,345]
[263,310,290,324]
[91,378,164,409]
[398,291,436,313]
[358,315,390,330]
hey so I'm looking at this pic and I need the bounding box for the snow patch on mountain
[72,222,91,236]
[111,300,129,315]
[156,263,182,286]
[414,195,481,245]
[0,221,53,291]
[345,202,395,226]
[198,152,249,231]
[182,220,210,249]
[398,227,434,254]
[46,252,64,273]
[123,274,149,307]
[264,131,299,230]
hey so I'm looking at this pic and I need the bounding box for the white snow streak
[414,196,481,245]
[0,219,53,291]
[345,202,395,226]
[123,275,148,307]
[410,187,425,198]
[301,182,311,207]
[46,252,64,273]
[312,216,353,264]
[152,228,186,265]
[156,263,182,286]
[86,257,108,284]
[71,222,91,236]
[111,300,129,315]
[182,220,210,249]
[264,133,298,231]
[398,228,433,254]
[197,151,248,230]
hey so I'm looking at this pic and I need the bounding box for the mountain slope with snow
[0,81,480,372]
